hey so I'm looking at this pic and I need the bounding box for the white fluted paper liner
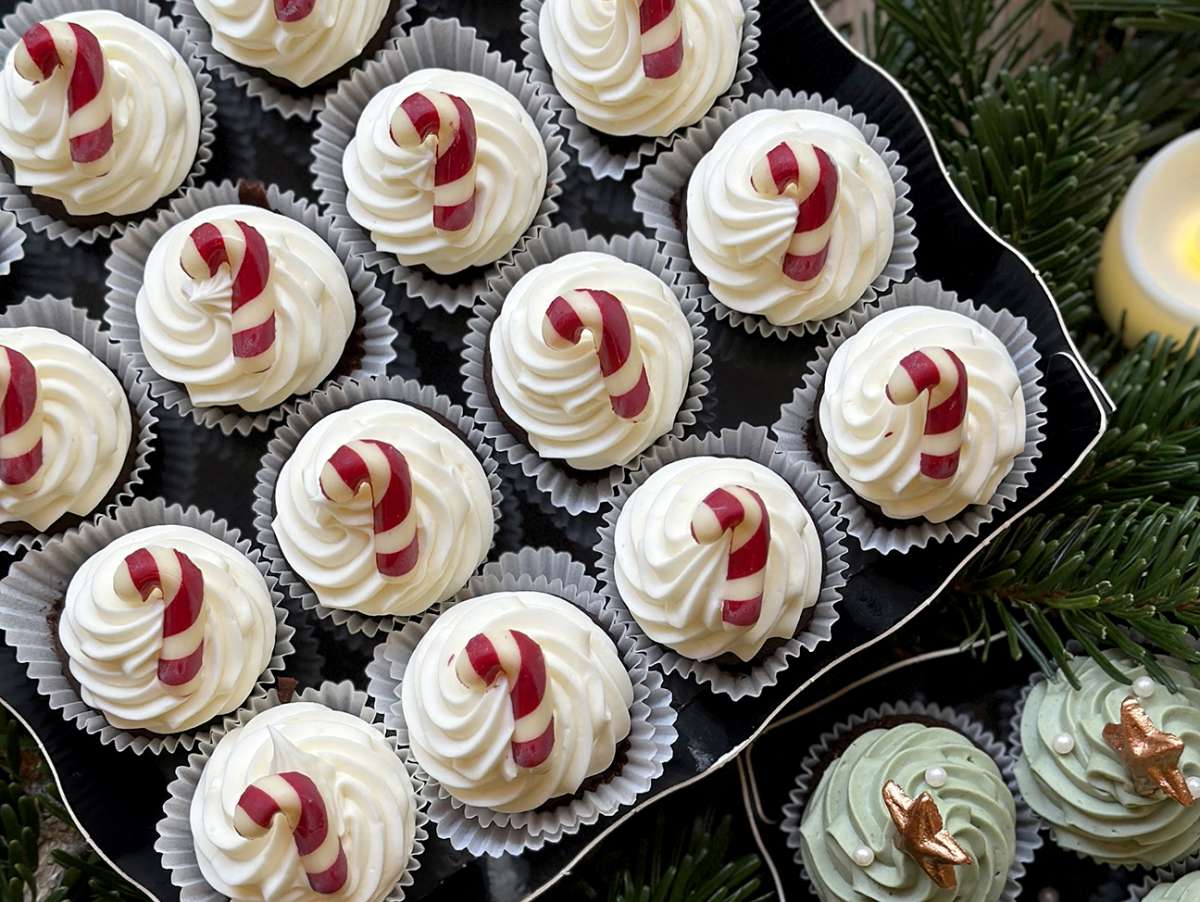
[175,0,416,121]
[364,546,678,857]
[632,90,919,340]
[780,700,1042,902]
[0,496,296,755]
[595,425,848,700]
[461,223,712,514]
[156,680,429,902]
[103,179,397,437]
[1125,854,1200,901]
[0,209,24,276]
[519,0,761,181]
[252,374,504,639]
[0,0,217,246]
[0,294,157,554]
[311,16,569,313]
[772,279,1047,554]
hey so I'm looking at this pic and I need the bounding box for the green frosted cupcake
[785,703,1029,902]
[1145,871,1200,901]
[1014,654,1200,868]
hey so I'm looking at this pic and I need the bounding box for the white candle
[1096,130,1200,348]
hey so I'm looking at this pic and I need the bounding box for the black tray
[0,1,1111,900]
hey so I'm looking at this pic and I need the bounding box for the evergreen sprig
[1063,0,1200,31]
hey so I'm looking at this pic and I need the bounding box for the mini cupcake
[312,17,567,312]
[1013,654,1200,868]
[159,683,425,902]
[178,0,414,119]
[521,0,759,179]
[0,3,213,242]
[105,180,396,435]
[782,701,1039,902]
[687,109,895,327]
[270,399,496,622]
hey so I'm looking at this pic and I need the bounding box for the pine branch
[1061,0,1200,30]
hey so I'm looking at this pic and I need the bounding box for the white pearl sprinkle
[1187,776,1200,799]
[1133,676,1157,698]
[1038,889,1060,902]
[852,846,875,867]
[924,766,948,788]
[1052,733,1075,755]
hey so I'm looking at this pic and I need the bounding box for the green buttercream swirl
[1014,654,1200,867]
[800,722,1017,901]
[1146,871,1200,901]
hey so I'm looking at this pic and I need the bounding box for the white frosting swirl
[194,0,389,88]
[402,591,633,813]
[136,204,355,413]
[343,69,548,274]
[487,251,693,471]
[614,456,822,661]
[819,307,1025,523]
[272,400,495,617]
[0,327,131,532]
[0,11,201,218]
[687,110,896,326]
[538,0,744,137]
[57,525,276,735]
[190,702,417,902]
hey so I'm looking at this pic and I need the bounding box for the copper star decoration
[1102,695,1195,806]
[881,780,973,889]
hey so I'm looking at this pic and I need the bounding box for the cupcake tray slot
[0,0,1110,900]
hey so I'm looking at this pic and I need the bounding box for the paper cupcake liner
[176,0,416,121]
[364,546,678,856]
[595,425,848,700]
[519,0,761,181]
[311,16,569,313]
[631,90,919,339]
[0,496,296,755]
[0,209,25,276]
[0,0,217,246]
[461,222,712,514]
[771,279,1047,554]
[103,179,397,437]
[0,295,157,554]
[780,699,1042,902]
[156,680,429,902]
[1125,854,1200,901]
[252,374,504,639]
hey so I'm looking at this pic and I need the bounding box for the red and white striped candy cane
[390,91,478,233]
[691,485,770,627]
[180,219,275,373]
[13,20,114,174]
[0,347,44,487]
[112,547,206,688]
[234,733,348,896]
[456,629,555,767]
[319,439,419,578]
[885,347,969,480]
[750,141,839,284]
[274,0,316,21]
[637,0,684,79]
[542,288,651,421]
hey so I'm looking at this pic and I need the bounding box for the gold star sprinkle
[881,780,973,889]
[1103,695,1194,806]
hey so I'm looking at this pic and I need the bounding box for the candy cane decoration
[751,141,840,284]
[274,0,316,21]
[390,91,478,233]
[112,547,206,689]
[886,347,969,480]
[13,21,114,174]
[235,729,348,896]
[691,485,770,627]
[456,630,555,768]
[637,0,685,79]
[542,289,651,421]
[0,347,44,487]
[319,439,419,578]
[181,220,275,373]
